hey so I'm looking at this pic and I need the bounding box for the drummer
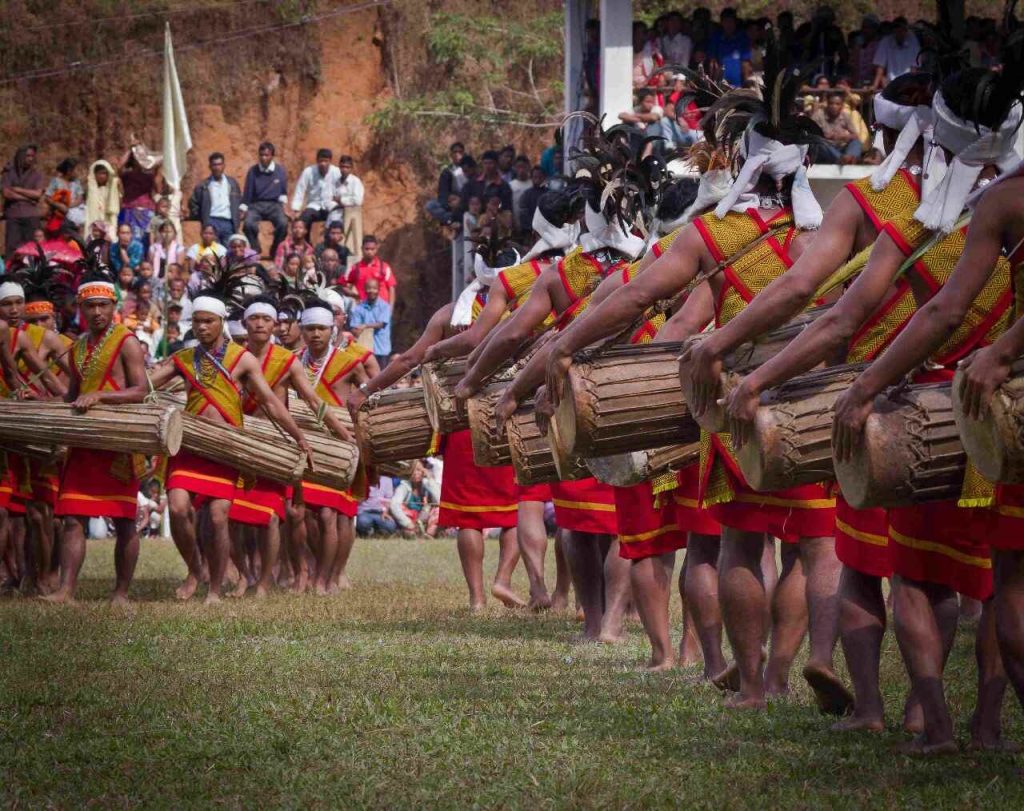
[45,271,148,604]
[148,294,313,604]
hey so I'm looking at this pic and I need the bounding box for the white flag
[162,22,192,192]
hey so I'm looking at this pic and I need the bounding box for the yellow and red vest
[243,343,296,416]
[172,341,248,427]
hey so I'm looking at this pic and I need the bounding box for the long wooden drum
[0,401,182,456]
[467,383,512,467]
[290,399,355,433]
[953,364,1024,484]
[679,305,831,432]
[355,387,434,465]
[244,415,358,490]
[553,343,700,459]
[587,443,700,487]
[422,357,470,434]
[835,382,965,509]
[507,402,587,485]
[178,411,306,484]
[737,363,866,491]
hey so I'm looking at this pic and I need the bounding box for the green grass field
[1,537,1022,809]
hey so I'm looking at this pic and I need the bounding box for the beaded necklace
[193,338,230,389]
[301,344,333,391]
[73,321,117,384]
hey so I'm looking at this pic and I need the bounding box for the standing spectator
[314,220,351,268]
[240,141,288,259]
[147,196,177,247]
[290,148,340,233]
[458,156,484,210]
[426,142,467,225]
[318,248,346,286]
[708,8,752,87]
[850,14,881,86]
[632,21,661,88]
[149,220,184,279]
[43,158,84,237]
[518,166,548,235]
[273,219,314,270]
[185,224,226,274]
[335,155,365,265]
[508,155,533,225]
[346,235,397,305]
[166,276,193,333]
[349,278,392,369]
[109,223,144,275]
[357,477,398,537]
[871,18,921,89]
[811,91,864,164]
[187,152,241,247]
[84,159,121,237]
[660,11,693,66]
[1,145,45,255]
[497,146,517,183]
[117,145,162,248]
[479,151,513,212]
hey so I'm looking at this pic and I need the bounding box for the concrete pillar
[599,0,633,127]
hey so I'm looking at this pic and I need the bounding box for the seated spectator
[458,155,483,210]
[165,277,192,332]
[291,147,340,232]
[43,157,84,237]
[477,194,513,233]
[871,17,920,89]
[274,218,314,270]
[109,223,144,274]
[115,265,137,313]
[240,141,289,259]
[654,102,697,151]
[478,151,513,213]
[390,460,440,538]
[345,235,397,304]
[619,88,664,136]
[462,195,483,236]
[147,195,176,247]
[149,220,184,280]
[811,91,864,164]
[187,254,220,297]
[426,142,467,226]
[497,145,517,183]
[162,322,184,357]
[86,221,113,264]
[518,166,547,236]
[280,253,302,286]
[349,278,392,369]
[315,220,351,268]
[356,477,397,536]
[319,247,346,286]
[835,79,871,149]
[185,224,226,274]
[632,21,662,88]
[226,233,260,269]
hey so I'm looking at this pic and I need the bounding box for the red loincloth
[615,479,687,560]
[55,448,138,520]
[550,476,617,535]
[438,430,518,530]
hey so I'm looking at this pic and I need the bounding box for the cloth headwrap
[227,320,246,337]
[24,301,54,316]
[321,289,346,313]
[277,310,295,321]
[228,233,250,248]
[77,281,117,302]
[521,207,580,262]
[914,91,1023,233]
[714,131,822,230]
[300,307,334,328]
[579,204,646,259]
[243,301,278,321]
[192,295,228,319]
[450,252,513,329]
[678,169,733,227]
[0,282,25,302]
[871,97,934,192]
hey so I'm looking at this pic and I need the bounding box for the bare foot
[314,583,330,597]
[597,630,626,644]
[469,601,486,614]
[227,578,248,599]
[969,712,1019,752]
[803,663,855,717]
[832,715,885,733]
[491,582,527,608]
[575,607,585,622]
[40,588,74,604]
[528,590,552,611]
[109,593,130,607]
[645,657,677,673]
[903,698,924,735]
[550,591,569,612]
[175,575,199,601]
[712,662,741,693]
[291,572,309,594]
[254,584,270,599]
[725,693,767,711]
[203,591,222,606]
[968,738,1022,754]
[895,735,958,756]
[336,573,353,590]
[571,631,600,644]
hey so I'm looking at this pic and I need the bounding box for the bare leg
[330,515,355,591]
[168,489,201,600]
[7,517,26,588]
[678,555,703,667]
[517,501,551,609]
[599,536,631,643]
[41,516,87,604]
[719,528,770,709]
[833,566,887,732]
[684,532,725,679]
[227,522,250,598]
[764,542,807,697]
[631,552,676,670]
[24,501,53,594]
[799,535,853,716]
[491,526,526,607]
[286,500,309,593]
[892,576,958,753]
[552,529,571,611]
[456,528,486,611]
[314,507,339,596]
[960,595,983,624]
[563,530,605,639]
[204,498,232,605]
[994,550,1024,720]
[111,517,139,604]
[970,599,1009,750]
[256,516,280,597]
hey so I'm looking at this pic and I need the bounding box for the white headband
[452,251,519,328]
[228,233,250,248]
[871,98,933,192]
[471,252,500,286]
[227,319,247,337]
[244,301,278,321]
[300,307,334,327]
[192,296,228,318]
[0,282,25,302]
[321,288,345,313]
[277,310,295,321]
[715,131,821,229]
[579,204,646,258]
[914,91,1023,233]
[521,207,580,262]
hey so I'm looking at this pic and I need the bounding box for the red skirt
[0,466,15,510]
[55,448,139,520]
[888,501,993,600]
[166,451,238,504]
[229,477,287,526]
[615,480,687,560]
[302,482,358,517]
[988,484,1024,551]
[550,477,617,535]
[672,464,720,536]
[517,482,552,503]
[834,495,892,578]
[438,430,518,530]
[9,455,59,508]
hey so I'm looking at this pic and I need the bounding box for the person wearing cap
[227,295,353,597]
[296,300,372,595]
[148,294,313,604]
[43,275,148,604]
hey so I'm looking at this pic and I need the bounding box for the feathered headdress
[13,243,75,316]
[452,229,521,328]
[194,252,272,312]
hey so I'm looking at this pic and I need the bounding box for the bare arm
[425,283,509,362]
[652,282,714,343]
[286,361,354,442]
[42,331,72,378]
[147,359,181,389]
[240,354,313,457]
[15,333,66,398]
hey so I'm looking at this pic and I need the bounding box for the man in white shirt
[508,155,532,229]
[291,148,341,233]
[335,155,365,265]
[660,12,692,67]
[871,18,921,88]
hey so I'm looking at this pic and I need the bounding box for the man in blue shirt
[349,278,392,369]
[240,141,289,260]
[708,8,751,87]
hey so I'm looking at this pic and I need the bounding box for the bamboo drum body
[355,387,434,464]
[178,411,306,484]
[835,382,965,509]
[467,383,512,467]
[737,364,866,491]
[554,343,699,458]
[289,399,355,433]
[243,415,358,490]
[506,402,586,485]
[953,366,1024,484]
[587,443,700,487]
[0,401,182,456]
[422,357,470,434]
